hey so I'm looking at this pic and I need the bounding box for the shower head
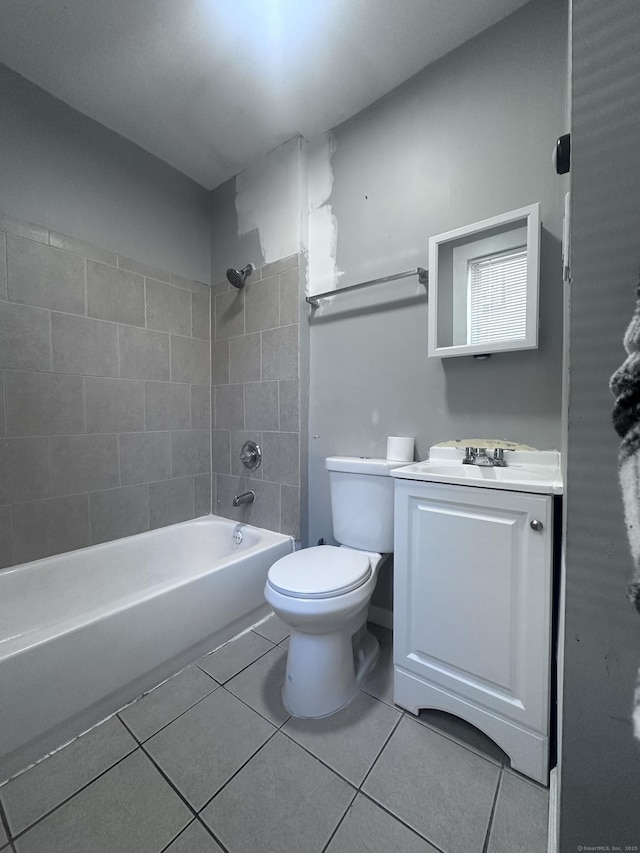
[226,264,254,289]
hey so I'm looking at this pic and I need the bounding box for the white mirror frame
[427,203,540,359]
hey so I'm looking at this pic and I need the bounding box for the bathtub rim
[0,514,294,659]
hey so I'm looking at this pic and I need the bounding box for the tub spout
[232,490,255,507]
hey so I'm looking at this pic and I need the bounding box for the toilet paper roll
[386,436,414,463]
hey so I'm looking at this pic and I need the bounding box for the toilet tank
[325,456,404,553]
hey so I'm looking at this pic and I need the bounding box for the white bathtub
[0,515,293,783]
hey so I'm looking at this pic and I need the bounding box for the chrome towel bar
[306,267,427,308]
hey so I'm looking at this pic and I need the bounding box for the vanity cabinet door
[393,479,553,780]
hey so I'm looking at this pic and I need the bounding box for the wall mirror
[427,203,540,358]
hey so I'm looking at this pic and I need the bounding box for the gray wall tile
[0,231,7,300]
[214,474,241,520]
[261,324,298,380]
[12,494,89,564]
[146,279,191,336]
[0,505,12,568]
[191,292,210,341]
[7,234,86,314]
[191,385,211,430]
[171,430,211,477]
[214,384,244,429]
[229,333,261,383]
[215,475,280,531]
[119,431,171,485]
[262,432,299,486]
[86,377,145,433]
[261,254,299,278]
[149,477,194,529]
[87,261,145,326]
[215,290,244,340]
[211,430,231,475]
[119,325,170,381]
[211,278,231,295]
[0,436,51,504]
[281,485,301,539]
[49,232,118,266]
[230,430,263,479]
[170,272,210,295]
[118,255,171,283]
[0,214,49,244]
[211,263,300,535]
[279,268,299,327]
[91,484,150,545]
[145,382,190,431]
[0,218,215,551]
[245,381,279,431]
[51,434,119,496]
[211,339,229,385]
[5,371,84,436]
[194,474,211,517]
[0,301,51,372]
[278,379,299,432]
[245,277,279,333]
[211,473,218,516]
[171,335,210,385]
[52,312,119,377]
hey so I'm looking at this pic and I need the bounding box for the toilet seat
[267,546,371,599]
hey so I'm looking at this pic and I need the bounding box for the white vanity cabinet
[393,478,554,784]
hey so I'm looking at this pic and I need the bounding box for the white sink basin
[391,447,562,494]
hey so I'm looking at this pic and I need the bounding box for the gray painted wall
[0,63,211,283]
[561,0,640,846]
[308,0,568,548]
[210,177,264,282]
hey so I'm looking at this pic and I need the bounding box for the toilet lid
[268,546,371,599]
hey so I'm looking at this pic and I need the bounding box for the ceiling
[0,0,531,191]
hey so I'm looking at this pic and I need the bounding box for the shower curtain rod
[306,266,428,307]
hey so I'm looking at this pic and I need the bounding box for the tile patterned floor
[0,618,549,853]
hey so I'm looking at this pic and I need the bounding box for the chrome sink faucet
[462,447,508,467]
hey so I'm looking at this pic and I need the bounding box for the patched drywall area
[210,176,265,284]
[306,134,341,296]
[235,137,304,268]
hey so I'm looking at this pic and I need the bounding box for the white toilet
[264,455,402,718]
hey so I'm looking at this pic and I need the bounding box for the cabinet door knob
[530,519,544,532]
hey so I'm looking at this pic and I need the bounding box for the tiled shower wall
[0,213,211,568]
[211,255,302,539]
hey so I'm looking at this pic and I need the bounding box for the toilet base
[282,620,380,719]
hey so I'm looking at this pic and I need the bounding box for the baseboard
[547,766,558,853]
[368,605,393,632]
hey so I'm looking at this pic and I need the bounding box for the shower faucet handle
[240,440,261,470]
